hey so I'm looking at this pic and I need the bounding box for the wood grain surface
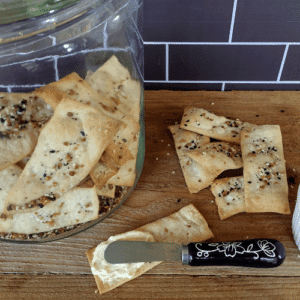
[1,90,300,299]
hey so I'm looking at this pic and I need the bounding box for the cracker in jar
[4,97,121,214]
[180,107,252,144]
[86,55,141,123]
[240,125,290,214]
[0,186,99,235]
[0,93,53,171]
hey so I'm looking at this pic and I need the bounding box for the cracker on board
[0,186,99,234]
[0,93,53,171]
[240,125,290,214]
[86,203,214,294]
[86,55,141,123]
[168,125,210,193]
[4,97,121,214]
[183,142,243,177]
[180,107,252,144]
[210,176,245,220]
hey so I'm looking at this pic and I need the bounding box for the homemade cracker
[90,161,119,190]
[86,204,214,294]
[182,142,243,191]
[168,125,210,193]
[180,107,251,144]
[183,142,243,175]
[210,176,245,220]
[4,97,121,214]
[0,164,23,215]
[86,55,141,122]
[34,71,139,169]
[0,186,99,234]
[240,125,290,214]
[0,93,53,171]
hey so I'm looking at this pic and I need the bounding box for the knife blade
[104,238,285,268]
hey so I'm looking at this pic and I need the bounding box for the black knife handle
[185,239,285,268]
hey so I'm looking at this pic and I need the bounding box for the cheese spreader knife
[104,238,285,268]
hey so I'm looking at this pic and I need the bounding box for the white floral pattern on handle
[195,240,276,259]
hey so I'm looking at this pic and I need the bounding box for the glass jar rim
[0,0,140,45]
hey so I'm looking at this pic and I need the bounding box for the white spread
[91,230,155,285]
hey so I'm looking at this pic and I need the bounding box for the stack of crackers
[169,107,291,220]
[0,55,141,238]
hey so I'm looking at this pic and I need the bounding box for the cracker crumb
[168,144,170,146]
[172,171,175,174]
[211,103,214,105]
[293,169,296,172]
[161,140,164,142]
[156,158,158,160]
[167,153,170,155]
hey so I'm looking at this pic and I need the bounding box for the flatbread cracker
[180,107,252,144]
[0,186,99,234]
[4,97,121,214]
[86,55,141,122]
[34,72,139,168]
[210,176,245,220]
[86,204,214,294]
[168,125,210,193]
[90,161,119,190]
[240,125,290,214]
[184,142,243,175]
[0,93,53,171]
[0,165,23,215]
[106,130,139,187]
[182,142,243,192]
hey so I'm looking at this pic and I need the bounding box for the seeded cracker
[86,204,214,294]
[168,125,210,193]
[34,72,139,168]
[182,142,243,191]
[240,125,290,214]
[0,93,53,171]
[180,107,252,144]
[4,97,121,214]
[86,55,141,123]
[210,176,245,220]
[0,186,99,234]
[79,178,116,198]
[0,164,23,215]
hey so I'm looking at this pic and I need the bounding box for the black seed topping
[80,131,85,136]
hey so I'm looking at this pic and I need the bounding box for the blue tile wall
[143,0,300,90]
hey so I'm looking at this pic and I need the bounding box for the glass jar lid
[0,0,83,25]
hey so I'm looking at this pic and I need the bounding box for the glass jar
[0,0,144,243]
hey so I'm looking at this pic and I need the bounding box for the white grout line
[222,82,226,91]
[131,15,144,43]
[166,44,169,81]
[49,36,59,81]
[103,22,108,48]
[0,84,42,89]
[0,47,130,69]
[143,41,300,45]
[229,0,238,43]
[277,44,289,82]
[144,80,300,84]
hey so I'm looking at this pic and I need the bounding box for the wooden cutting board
[0,90,299,276]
